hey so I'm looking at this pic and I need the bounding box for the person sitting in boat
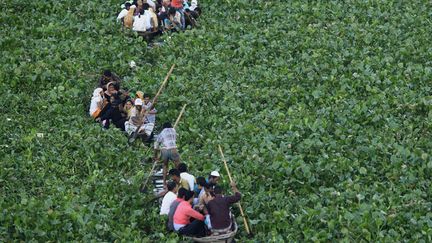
[99,82,127,130]
[124,98,145,134]
[122,99,134,120]
[123,5,136,28]
[142,93,157,124]
[89,88,105,119]
[133,7,152,32]
[167,188,187,231]
[178,163,195,191]
[98,70,121,90]
[164,8,183,32]
[160,181,178,215]
[117,2,132,23]
[207,171,220,188]
[207,182,241,234]
[154,122,181,185]
[169,168,189,190]
[173,190,208,237]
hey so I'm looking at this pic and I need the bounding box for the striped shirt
[154,128,177,149]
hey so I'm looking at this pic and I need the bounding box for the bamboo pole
[218,145,252,235]
[174,104,187,128]
[129,64,175,143]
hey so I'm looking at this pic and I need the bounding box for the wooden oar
[218,145,252,236]
[140,104,187,192]
[129,64,175,144]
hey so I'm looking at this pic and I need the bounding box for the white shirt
[154,128,177,149]
[117,9,128,21]
[190,0,198,11]
[143,102,157,123]
[160,191,177,215]
[180,172,195,191]
[133,12,151,31]
[89,96,102,115]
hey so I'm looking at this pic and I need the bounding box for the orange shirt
[171,0,183,8]
[173,201,204,225]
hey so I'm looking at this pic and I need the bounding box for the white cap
[210,171,220,177]
[134,98,143,106]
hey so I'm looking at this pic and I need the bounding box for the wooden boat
[187,220,238,243]
[152,170,238,242]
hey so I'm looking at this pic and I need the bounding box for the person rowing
[154,122,180,186]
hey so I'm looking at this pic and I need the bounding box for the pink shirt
[173,201,205,225]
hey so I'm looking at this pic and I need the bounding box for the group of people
[89,70,157,142]
[116,0,201,37]
[160,164,241,237]
[88,69,241,238]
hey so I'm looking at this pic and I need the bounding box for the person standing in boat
[154,122,181,186]
[206,182,241,234]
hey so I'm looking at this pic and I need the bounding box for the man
[178,163,195,191]
[133,8,152,32]
[124,98,145,135]
[167,188,187,231]
[207,182,241,233]
[154,122,180,185]
[98,70,121,90]
[169,169,189,191]
[173,190,207,237]
[160,181,178,215]
[143,93,157,124]
[207,171,220,188]
[117,3,132,22]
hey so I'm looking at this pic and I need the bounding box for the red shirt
[173,201,205,225]
[171,0,183,8]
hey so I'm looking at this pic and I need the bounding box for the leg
[172,149,181,168]
[162,159,168,187]
[178,220,206,237]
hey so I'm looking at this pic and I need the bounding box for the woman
[89,88,104,119]
[123,99,134,120]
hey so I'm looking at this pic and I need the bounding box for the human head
[168,7,176,16]
[125,2,131,10]
[107,82,116,94]
[184,190,194,203]
[177,188,187,199]
[143,93,151,104]
[136,91,144,100]
[169,168,180,182]
[209,171,220,184]
[178,163,188,173]
[134,98,143,111]
[103,70,112,79]
[162,0,170,7]
[162,122,172,129]
[196,177,207,189]
[142,3,150,10]
[213,185,223,195]
[93,88,103,98]
[167,181,177,192]
[125,100,133,110]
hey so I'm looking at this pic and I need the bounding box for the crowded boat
[116,0,201,41]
